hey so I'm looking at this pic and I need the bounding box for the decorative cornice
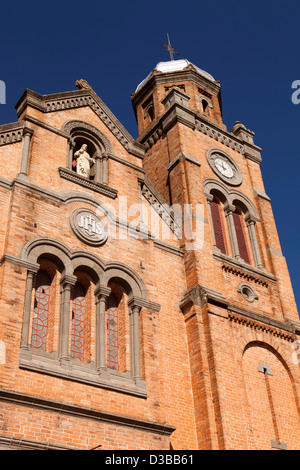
[0,253,39,273]
[0,121,25,146]
[15,88,145,158]
[0,389,176,437]
[128,296,161,312]
[227,306,295,341]
[58,167,118,199]
[180,283,228,311]
[131,67,221,107]
[215,252,276,284]
[196,117,245,155]
[0,434,71,450]
[0,177,154,239]
[283,318,300,335]
[138,101,262,164]
[179,282,298,340]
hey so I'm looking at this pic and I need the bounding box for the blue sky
[0,0,299,310]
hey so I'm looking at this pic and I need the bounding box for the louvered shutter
[210,200,227,254]
[233,210,250,264]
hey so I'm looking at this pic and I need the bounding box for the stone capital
[60,274,77,287]
[223,202,236,214]
[23,125,34,137]
[128,296,161,313]
[94,285,111,300]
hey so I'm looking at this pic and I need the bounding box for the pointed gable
[15,84,145,159]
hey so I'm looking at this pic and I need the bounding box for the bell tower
[132,58,300,450]
[131,59,226,206]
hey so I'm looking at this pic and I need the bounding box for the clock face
[207,149,242,186]
[214,157,234,178]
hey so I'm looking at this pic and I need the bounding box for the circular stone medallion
[69,209,108,246]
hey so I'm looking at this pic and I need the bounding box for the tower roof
[135,59,215,93]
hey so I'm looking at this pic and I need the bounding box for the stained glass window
[107,294,119,370]
[31,270,51,351]
[71,282,86,361]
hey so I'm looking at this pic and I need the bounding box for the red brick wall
[0,74,299,450]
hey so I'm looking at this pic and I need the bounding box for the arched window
[204,179,263,269]
[202,99,209,114]
[233,206,251,264]
[71,281,86,361]
[142,96,155,128]
[31,269,51,351]
[30,257,59,353]
[62,121,114,189]
[70,270,94,363]
[20,239,151,397]
[210,196,227,255]
[147,105,154,122]
[106,282,129,373]
[106,293,119,370]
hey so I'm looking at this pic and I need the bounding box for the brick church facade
[0,58,299,450]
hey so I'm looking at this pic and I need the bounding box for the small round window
[237,283,258,303]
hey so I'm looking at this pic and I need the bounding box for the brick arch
[203,178,260,221]
[234,330,300,449]
[236,332,292,371]
[21,237,73,275]
[104,261,148,301]
[234,330,300,404]
[62,120,114,156]
[70,250,105,285]
[21,238,148,301]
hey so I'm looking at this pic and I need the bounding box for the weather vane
[161,34,179,61]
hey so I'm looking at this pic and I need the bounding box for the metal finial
[161,34,179,61]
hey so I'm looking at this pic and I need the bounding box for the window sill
[213,251,276,283]
[58,167,118,199]
[19,347,147,398]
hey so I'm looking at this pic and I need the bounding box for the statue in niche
[74,144,95,179]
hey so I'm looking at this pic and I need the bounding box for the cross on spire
[161,34,179,61]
